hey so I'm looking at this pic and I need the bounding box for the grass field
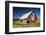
[13,19,40,28]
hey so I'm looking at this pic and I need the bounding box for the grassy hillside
[13,18,40,28]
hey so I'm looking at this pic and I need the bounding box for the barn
[20,10,37,24]
[27,10,37,23]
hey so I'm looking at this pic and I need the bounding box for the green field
[13,19,40,28]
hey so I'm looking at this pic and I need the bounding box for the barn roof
[19,11,33,19]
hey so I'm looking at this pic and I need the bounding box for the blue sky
[13,7,40,19]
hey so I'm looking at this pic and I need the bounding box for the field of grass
[13,19,40,28]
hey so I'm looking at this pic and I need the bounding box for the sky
[13,7,40,19]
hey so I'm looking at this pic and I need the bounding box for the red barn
[27,10,37,22]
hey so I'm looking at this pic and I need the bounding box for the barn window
[27,21,29,23]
